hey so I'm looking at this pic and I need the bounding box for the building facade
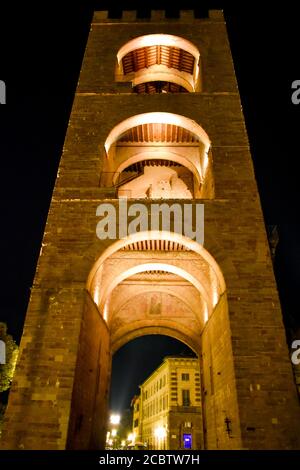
[134,357,203,450]
[131,395,141,443]
[1,9,300,450]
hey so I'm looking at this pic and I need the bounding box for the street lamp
[127,432,136,445]
[154,426,167,450]
[110,414,121,425]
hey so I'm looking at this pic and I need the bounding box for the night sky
[0,1,299,412]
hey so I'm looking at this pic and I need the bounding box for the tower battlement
[92,9,224,24]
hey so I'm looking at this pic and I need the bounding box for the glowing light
[87,231,226,300]
[100,262,211,321]
[117,34,200,64]
[110,414,121,425]
[202,150,209,176]
[104,112,210,155]
[127,432,135,443]
[93,284,100,305]
[103,301,108,321]
[212,289,219,308]
[113,150,201,187]
[131,65,194,92]
[111,429,117,437]
[203,304,208,324]
[154,426,167,439]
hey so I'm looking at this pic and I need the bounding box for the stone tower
[1,10,299,450]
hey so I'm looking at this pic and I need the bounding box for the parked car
[126,442,148,450]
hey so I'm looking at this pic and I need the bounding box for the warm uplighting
[103,301,109,322]
[111,429,117,437]
[100,262,210,322]
[203,304,208,324]
[131,66,195,92]
[117,34,200,64]
[104,112,210,155]
[88,231,225,292]
[88,230,226,329]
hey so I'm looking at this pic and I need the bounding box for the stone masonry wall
[1,10,300,449]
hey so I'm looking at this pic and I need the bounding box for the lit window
[182,389,190,406]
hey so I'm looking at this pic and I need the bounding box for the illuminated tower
[1,10,300,450]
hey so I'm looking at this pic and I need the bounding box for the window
[102,112,213,201]
[182,389,190,406]
[182,373,189,381]
[134,418,139,427]
[116,34,201,94]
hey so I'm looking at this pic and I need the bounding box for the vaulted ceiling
[118,122,200,144]
[121,239,190,251]
[122,45,195,75]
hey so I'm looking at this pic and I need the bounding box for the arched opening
[100,112,214,199]
[115,34,201,93]
[108,335,203,450]
[67,231,242,450]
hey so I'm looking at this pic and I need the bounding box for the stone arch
[100,262,211,321]
[132,71,193,92]
[117,34,200,64]
[87,230,225,295]
[112,150,201,186]
[104,112,210,155]
[66,231,240,450]
[101,112,213,199]
[115,34,201,92]
[110,286,202,326]
[111,322,201,355]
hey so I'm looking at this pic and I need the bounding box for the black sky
[0,0,299,409]
[110,335,196,411]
